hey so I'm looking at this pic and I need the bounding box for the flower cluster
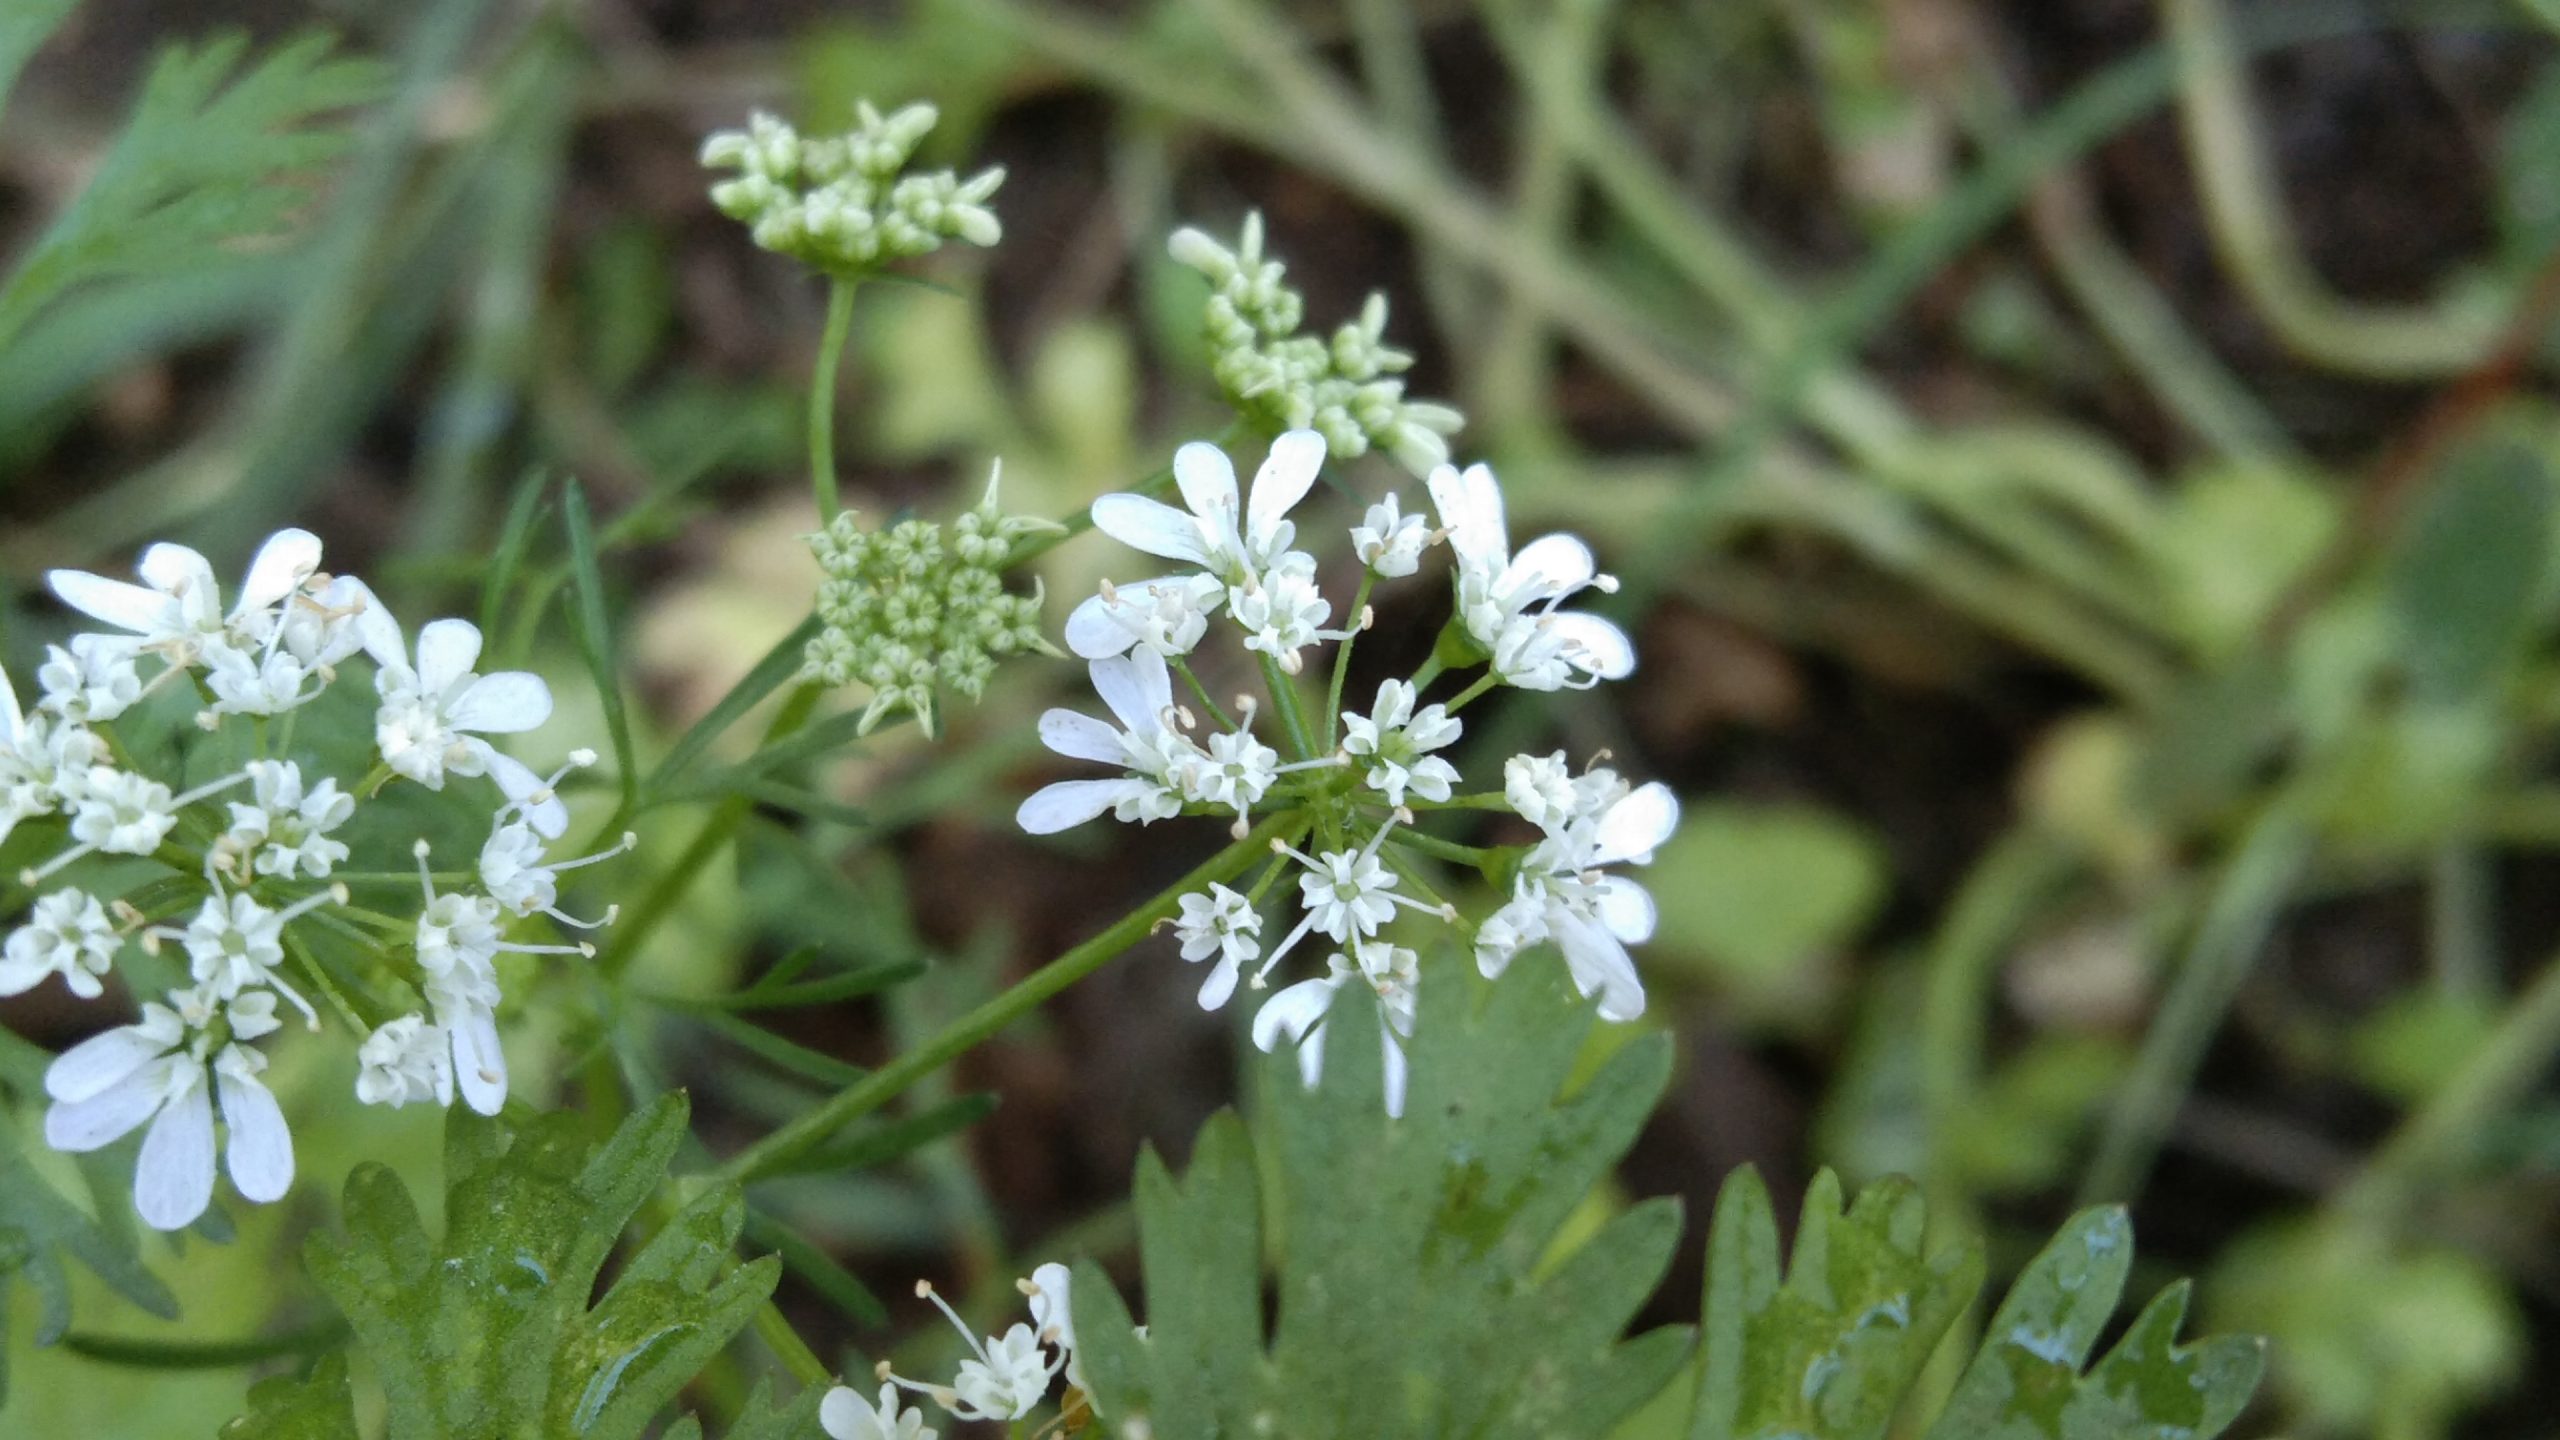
[1169,215,1464,476]
[801,468,1064,737]
[701,103,1003,275]
[822,1265,1085,1439]
[1022,430,1668,1114]
[7,531,623,1230]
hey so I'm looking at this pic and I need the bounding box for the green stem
[1442,673,1500,714]
[1258,654,1322,762]
[596,684,823,982]
[712,811,1302,1185]
[1172,658,1239,733]
[809,278,859,521]
[1324,571,1377,749]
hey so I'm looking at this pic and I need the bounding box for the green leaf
[2388,428,2556,699]
[563,478,640,814]
[0,31,386,354]
[649,617,822,792]
[289,1094,780,1440]
[1928,1208,2263,1440]
[1075,957,1692,1439]
[219,1354,359,1439]
[476,471,553,650]
[0,1119,180,1406]
[0,0,80,117]
[1691,1168,1981,1440]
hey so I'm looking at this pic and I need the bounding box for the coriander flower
[1251,821,1448,988]
[1024,1262,1087,1393]
[220,760,354,880]
[1063,572,1222,661]
[1427,461,1634,691]
[1227,549,1343,673]
[0,887,120,999]
[822,1385,936,1440]
[0,668,101,843]
[355,1014,454,1109]
[1476,767,1678,1022]
[1017,649,1201,834]
[47,529,323,671]
[1351,492,1433,577]
[36,636,142,723]
[1341,679,1460,806]
[368,617,564,835]
[882,1280,1063,1424]
[1173,883,1263,1009]
[1252,938,1419,1117]
[1189,728,1279,828]
[43,986,291,1230]
[1089,430,1325,590]
[479,815,634,929]
[67,767,179,857]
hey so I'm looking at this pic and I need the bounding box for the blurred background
[4,0,2560,1436]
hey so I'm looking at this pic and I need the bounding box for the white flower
[42,986,291,1230]
[1017,649,1200,834]
[425,960,507,1117]
[0,887,120,999]
[47,529,323,671]
[1063,572,1222,660]
[1089,429,1326,587]
[221,760,354,880]
[1024,1262,1086,1393]
[1173,883,1262,1009]
[1477,773,1678,1022]
[177,891,287,999]
[368,617,563,835]
[1341,679,1460,806]
[1427,462,1634,691]
[355,1014,453,1108]
[68,767,177,857]
[883,1281,1063,1423]
[1502,751,1581,831]
[479,813,633,928]
[36,636,142,723]
[1252,822,1446,987]
[1251,938,1419,1116]
[1227,549,1340,673]
[821,1384,936,1440]
[1187,728,1277,825]
[0,670,102,844]
[1351,492,1432,577]
[203,639,319,718]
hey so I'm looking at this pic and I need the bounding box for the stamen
[170,770,255,809]
[412,839,438,903]
[19,842,98,888]
[916,1281,997,1367]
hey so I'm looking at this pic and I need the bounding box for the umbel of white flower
[1168,213,1465,475]
[801,468,1064,737]
[8,529,626,1230]
[701,104,1004,275]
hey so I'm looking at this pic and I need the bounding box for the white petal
[1546,612,1636,682]
[1092,494,1214,567]
[1087,652,1168,736]
[819,1387,876,1440]
[448,671,553,733]
[1016,779,1140,834]
[1038,709,1125,765]
[454,1010,508,1116]
[234,529,323,615]
[1594,877,1658,944]
[1593,782,1679,865]
[1197,957,1240,1011]
[1246,430,1326,553]
[136,544,219,620]
[0,663,19,737]
[133,1071,216,1231]
[1064,593,1138,659]
[356,593,408,672]
[1507,533,1597,597]
[1379,1022,1410,1119]
[1172,441,1241,523]
[46,1025,173,1103]
[1251,976,1340,1052]
[44,1066,171,1151]
[1553,910,1646,1022]
[477,747,570,838]
[48,570,178,636]
[414,618,485,694]
[218,1070,294,1203]
[1427,462,1507,566]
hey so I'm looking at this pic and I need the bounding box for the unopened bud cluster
[702,104,1003,275]
[802,472,1064,737]
[1168,214,1464,475]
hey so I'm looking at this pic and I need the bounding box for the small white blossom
[36,636,143,723]
[1351,492,1432,577]
[1428,462,1634,691]
[1017,650,1201,834]
[1476,770,1678,1022]
[42,986,291,1230]
[1063,572,1222,660]
[1503,751,1582,831]
[355,1014,454,1109]
[0,671,102,844]
[1173,883,1262,1009]
[221,760,355,880]
[68,767,178,857]
[0,887,120,999]
[1088,429,1325,588]
[1024,1262,1087,1394]
[881,1280,1063,1424]
[1227,550,1340,673]
[1252,938,1419,1116]
[1187,728,1278,825]
[821,1384,936,1440]
[479,813,633,929]
[368,617,561,834]
[47,529,323,673]
[1341,679,1460,806]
